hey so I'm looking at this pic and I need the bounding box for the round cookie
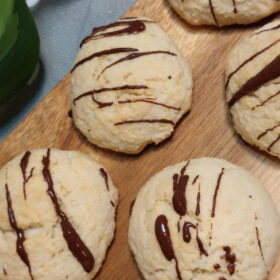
[0,148,118,280]
[129,158,280,280]
[70,17,193,154]
[168,0,280,27]
[225,20,280,158]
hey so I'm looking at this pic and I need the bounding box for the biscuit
[0,149,118,280]
[225,20,280,158]
[70,17,193,154]
[129,158,280,280]
[168,0,280,27]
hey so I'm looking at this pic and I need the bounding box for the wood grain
[1,0,280,279]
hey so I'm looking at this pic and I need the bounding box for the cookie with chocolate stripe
[129,158,280,280]
[168,0,280,27]
[226,20,280,158]
[70,17,193,154]
[0,149,118,280]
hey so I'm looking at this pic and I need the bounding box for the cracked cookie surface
[168,0,280,27]
[129,158,280,280]
[70,17,193,154]
[225,20,280,158]
[0,148,118,280]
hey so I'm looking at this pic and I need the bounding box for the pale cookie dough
[70,17,193,154]
[168,0,280,27]
[225,20,280,158]
[0,148,118,280]
[129,158,280,280]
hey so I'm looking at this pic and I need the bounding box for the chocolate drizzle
[118,98,180,110]
[228,53,280,107]
[3,268,7,275]
[155,215,182,280]
[252,89,280,110]
[99,168,109,191]
[172,162,189,216]
[232,0,237,13]
[214,263,221,270]
[256,227,266,266]
[5,184,33,280]
[182,222,196,243]
[225,38,280,91]
[42,149,94,273]
[192,175,199,185]
[252,23,280,37]
[223,246,236,275]
[219,278,227,280]
[68,110,73,118]
[98,51,177,79]
[211,168,225,218]
[80,20,147,47]
[110,201,115,207]
[114,119,174,126]
[257,123,280,140]
[71,48,138,73]
[195,183,201,216]
[129,200,135,216]
[196,224,208,256]
[73,85,148,106]
[20,151,34,200]
[209,0,218,25]
[268,134,280,151]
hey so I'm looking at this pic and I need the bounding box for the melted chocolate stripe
[228,53,280,107]
[192,175,199,185]
[268,134,280,151]
[155,215,182,280]
[20,151,34,200]
[195,183,201,216]
[129,200,135,216]
[73,85,148,105]
[182,222,196,243]
[257,123,280,140]
[223,246,236,275]
[172,162,189,216]
[211,168,225,218]
[209,0,218,25]
[226,38,280,91]
[5,184,33,280]
[232,0,237,13]
[114,119,174,126]
[252,89,280,110]
[118,99,181,111]
[3,268,7,275]
[256,227,266,266]
[99,168,109,191]
[80,20,146,47]
[71,48,138,73]
[98,51,177,79]
[196,224,208,256]
[42,149,94,273]
[252,23,280,37]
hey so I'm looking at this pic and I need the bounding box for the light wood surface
[1,0,280,279]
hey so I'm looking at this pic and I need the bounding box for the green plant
[0,0,40,104]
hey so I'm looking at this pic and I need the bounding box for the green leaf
[0,12,19,61]
[0,0,15,40]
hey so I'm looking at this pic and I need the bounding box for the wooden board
[1,0,280,279]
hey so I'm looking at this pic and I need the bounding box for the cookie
[0,148,118,280]
[225,20,280,158]
[129,158,280,280]
[168,0,280,27]
[70,17,193,154]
